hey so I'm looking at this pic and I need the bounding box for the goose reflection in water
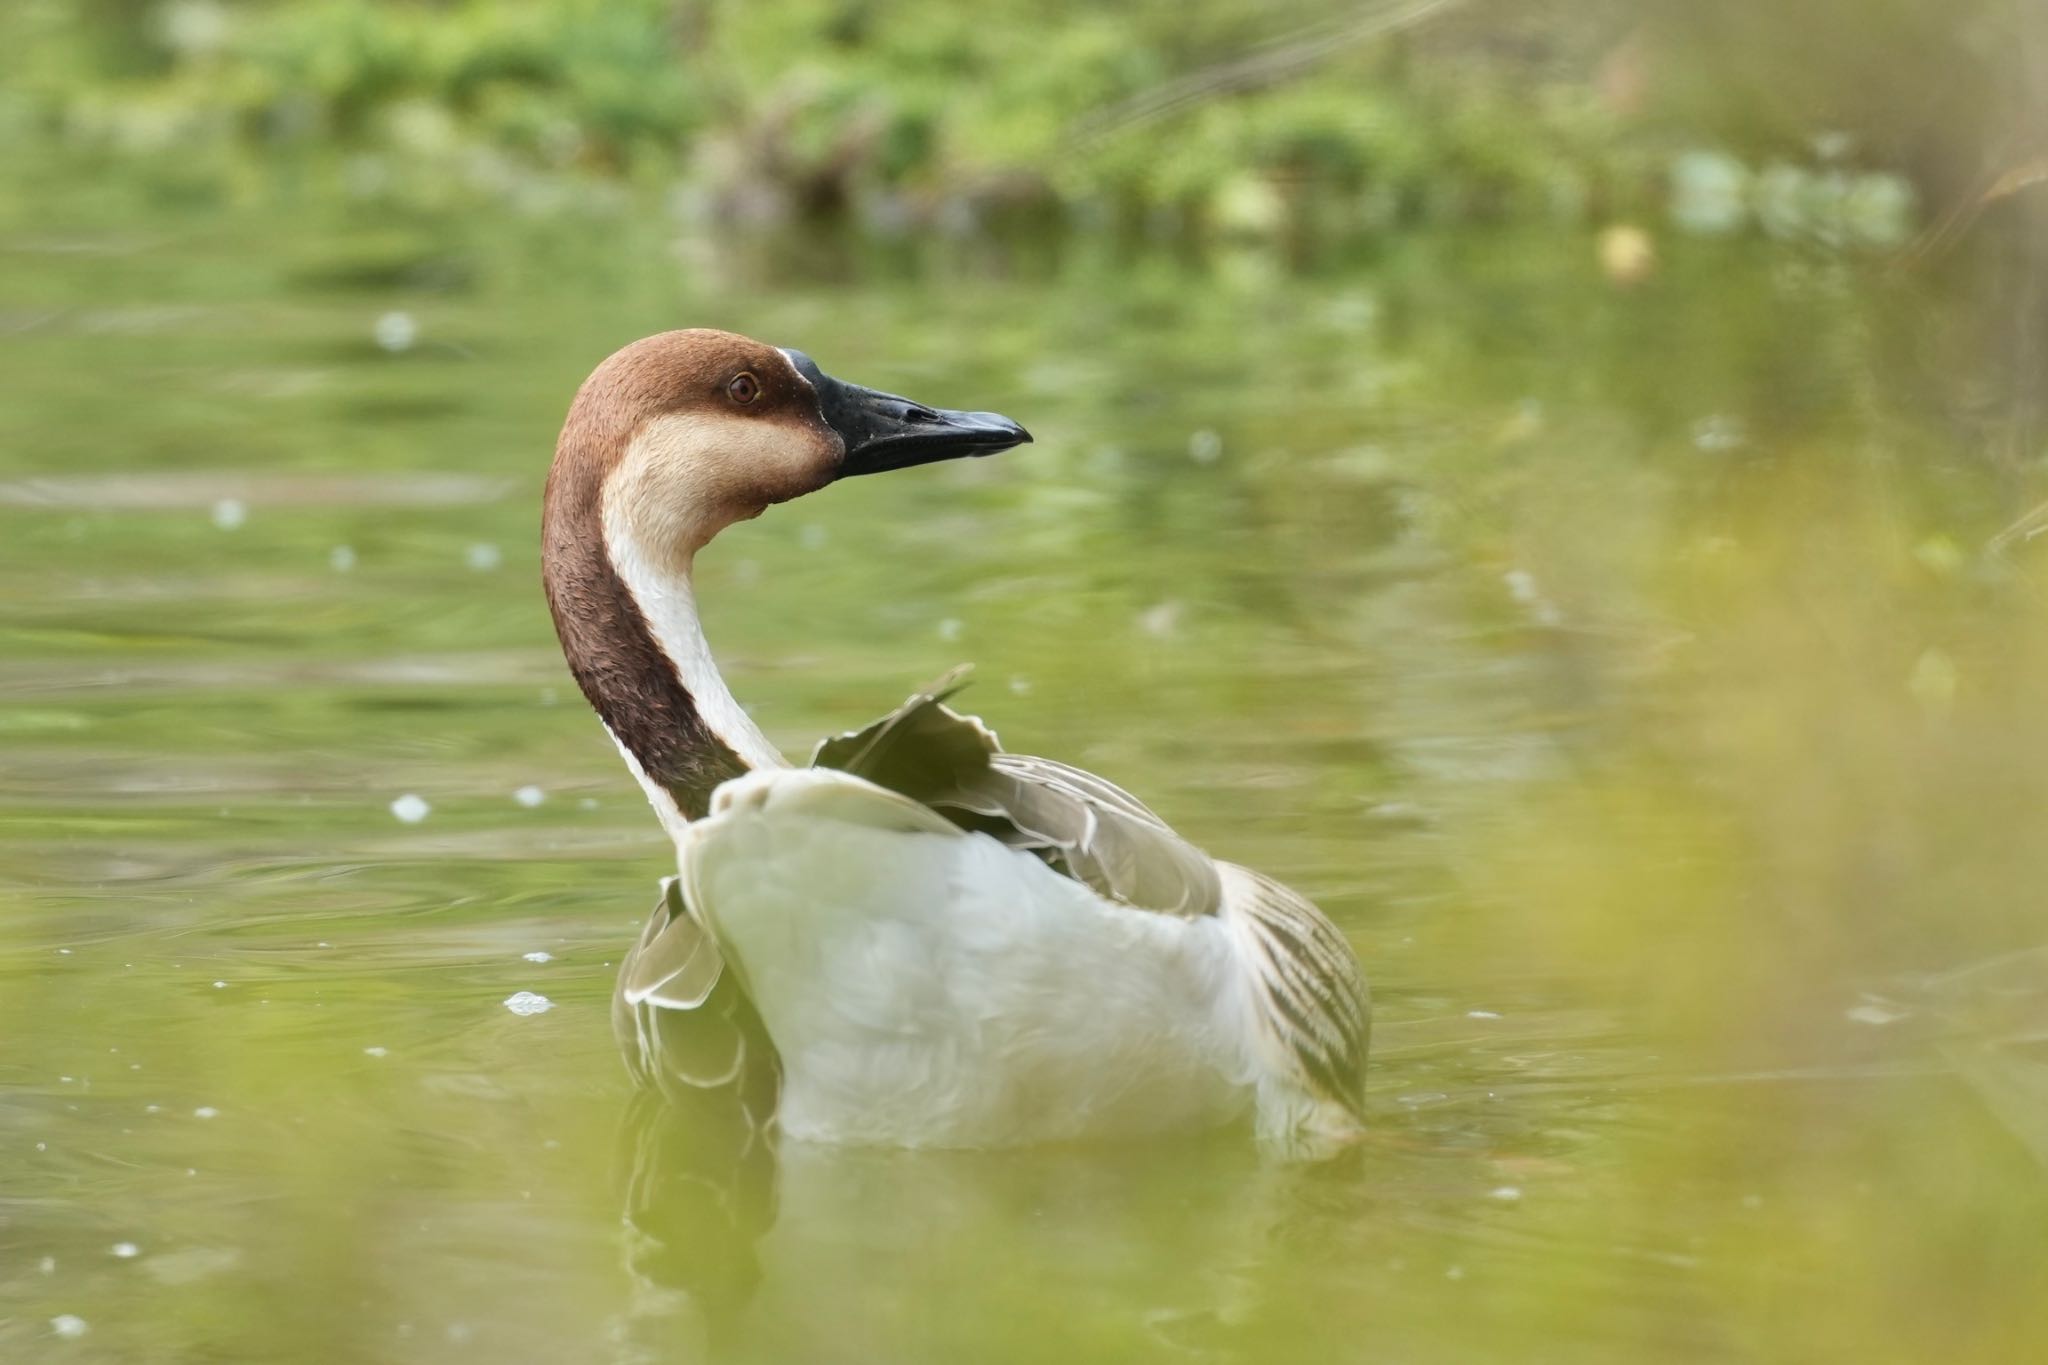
[611,1086,1402,1363]
[612,875,782,1353]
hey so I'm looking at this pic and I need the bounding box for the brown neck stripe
[544,429,748,821]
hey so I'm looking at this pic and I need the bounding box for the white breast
[679,768,1261,1146]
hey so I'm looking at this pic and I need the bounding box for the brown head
[542,329,1030,818]
[546,328,1029,569]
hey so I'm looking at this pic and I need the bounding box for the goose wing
[618,875,724,1014]
[812,673,1368,1126]
[614,876,781,1121]
[1222,863,1371,1125]
[810,670,1221,918]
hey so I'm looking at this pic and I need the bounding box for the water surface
[3,199,2046,1362]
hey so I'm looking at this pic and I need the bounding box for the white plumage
[681,767,1259,1146]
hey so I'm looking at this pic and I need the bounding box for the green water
[3,196,2046,1363]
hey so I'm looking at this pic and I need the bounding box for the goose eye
[727,372,760,405]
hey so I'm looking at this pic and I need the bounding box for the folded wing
[613,877,781,1122]
[810,670,1221,918]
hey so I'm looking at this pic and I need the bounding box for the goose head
[548,328,1030,566]
[543,329,1031,819]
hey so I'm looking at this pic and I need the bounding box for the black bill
[782,349,1032,478]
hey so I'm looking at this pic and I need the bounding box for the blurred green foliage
[4,0,2030,248]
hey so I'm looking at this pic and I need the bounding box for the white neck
[599,500,789,781]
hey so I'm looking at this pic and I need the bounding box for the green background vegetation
[5,0,2028,247]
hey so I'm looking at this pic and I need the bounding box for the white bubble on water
[512,785,546,808]
[374,311,418,353]
[1138,602,1182,638]
[193,1106,219,1120]
[210,498,247,530]
[464,542,502,572]
[50,1315,89,1339]
[522,950,553,964]
[363,1046,389,1058]
[1691,414,1747,452]
[502,991,553,1017]
[389,794,431,824]
[1188,429,1223,464]
[329,544,357,572]
[110,1242,139,1259]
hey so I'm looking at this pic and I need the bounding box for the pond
[2,192,2045,1362]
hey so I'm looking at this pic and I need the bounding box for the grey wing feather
[1228,864,1370,1119]
[811,671,1220,918]
[613,878,782,1111]
[618,876,724,1010]
[948,754,1221,917]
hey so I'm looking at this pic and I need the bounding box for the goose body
[545,330,1369,1150]
[678,767,1254,1145]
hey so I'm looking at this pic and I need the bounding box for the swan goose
[542,330,1369,1149]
